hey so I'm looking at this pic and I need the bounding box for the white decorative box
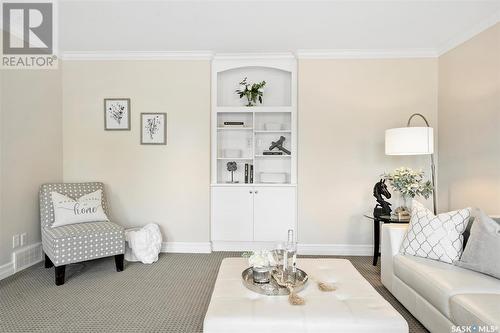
[259,172,287,184]
[264,123,282,131]
[223,149,242,158]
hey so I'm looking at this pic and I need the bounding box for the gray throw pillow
[455,209,500,279]
[462,216,475,249]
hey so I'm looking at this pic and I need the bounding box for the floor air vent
[13,243,43,271]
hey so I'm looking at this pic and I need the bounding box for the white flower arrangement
[243,250,276,268]
[383,167,433,199]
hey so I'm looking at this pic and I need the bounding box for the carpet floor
[0,253,428,333]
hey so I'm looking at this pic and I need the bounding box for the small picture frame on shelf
[104,98,131,130]
[141,113,167,145]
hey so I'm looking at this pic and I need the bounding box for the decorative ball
[226,162,237,172]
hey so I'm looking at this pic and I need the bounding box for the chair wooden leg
[115,254,124,272]
[44,254,54,268]
[55,265,66,286]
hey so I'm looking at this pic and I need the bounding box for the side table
[364,214,409,266]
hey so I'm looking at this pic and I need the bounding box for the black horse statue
[373,179,392,217]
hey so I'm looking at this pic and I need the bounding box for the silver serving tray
[241,267,308,296]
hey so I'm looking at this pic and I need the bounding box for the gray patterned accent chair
[40,182,125,285]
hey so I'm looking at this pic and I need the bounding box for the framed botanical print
[141,113,167,145]
[104,98,131,130]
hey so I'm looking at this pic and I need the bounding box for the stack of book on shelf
[244,163,254,183]
[223,121,245,127]
[263,150,283,155]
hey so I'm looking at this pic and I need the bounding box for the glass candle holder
[271,245,285,271]
[284,230,297,284]
[252,266,270,284]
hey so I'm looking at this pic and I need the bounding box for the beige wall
[438,23,500,214]
[62,61,211,243]
[0,27,496,266]
[61,58,438,249]
[0,69,62,266]
[298,59,438,245]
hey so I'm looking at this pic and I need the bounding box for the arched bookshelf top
[216,66,292,107]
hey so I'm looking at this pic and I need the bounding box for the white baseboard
[0,242,43,281]
[298,243,373,256]
[161,242,212,253]
[212,241,373,256]
[0,262,15,280]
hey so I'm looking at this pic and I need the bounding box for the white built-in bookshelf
[211,55,297,186]
[210,54,297,250]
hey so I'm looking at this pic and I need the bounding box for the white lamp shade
[385,127,434,155]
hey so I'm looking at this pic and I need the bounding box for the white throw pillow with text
[51,190,109,227]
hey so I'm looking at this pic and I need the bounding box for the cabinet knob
[255,190,259,194]
[249,190,253,194]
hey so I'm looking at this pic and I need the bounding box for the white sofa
[381,224,500,333]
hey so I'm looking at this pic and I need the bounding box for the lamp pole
[407,113,437,215]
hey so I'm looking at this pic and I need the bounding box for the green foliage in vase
[383,167,433,199]
[235,77,266,107]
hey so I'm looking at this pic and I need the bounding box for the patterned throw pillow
[51,190,109,228]
[400,201,471,264]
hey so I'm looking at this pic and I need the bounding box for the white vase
[395,196,412,220]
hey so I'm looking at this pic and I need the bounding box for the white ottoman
[204,258,408,333]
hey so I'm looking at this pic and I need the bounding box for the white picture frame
[141,113,167,145]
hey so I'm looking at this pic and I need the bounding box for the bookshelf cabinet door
[211,187,254,241]
[253,187,296,242]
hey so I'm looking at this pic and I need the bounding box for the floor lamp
[385,113,437,215]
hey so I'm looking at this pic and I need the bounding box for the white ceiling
[59,0,500,54]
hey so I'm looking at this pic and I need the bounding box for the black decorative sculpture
[226,161,238,183]
[373,179,392,218]
[269,136,291,155]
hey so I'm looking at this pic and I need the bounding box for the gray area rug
[0,253,428,333]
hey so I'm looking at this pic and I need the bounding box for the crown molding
[296,49,438,59]
[61,51,214,61]
[62,49,438,61]
[213,52,296,60]
[437,11,500,56]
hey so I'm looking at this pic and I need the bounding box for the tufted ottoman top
[203,258,408,333]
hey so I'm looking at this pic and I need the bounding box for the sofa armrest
[381,223,409,292]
